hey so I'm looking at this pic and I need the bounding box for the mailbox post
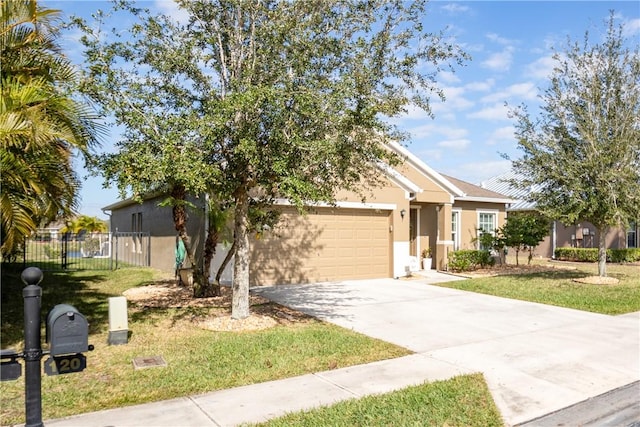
[0,267,93,427]
[21,266,44,427]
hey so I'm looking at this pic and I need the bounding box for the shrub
[608,248,640,263]
[84,237,101,256]
[43,244,60,259]
[448,250,494,272]
[554,247,640,263]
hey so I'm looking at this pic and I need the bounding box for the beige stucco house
[103,142,513,286]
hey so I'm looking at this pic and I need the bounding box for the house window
[451,210,460,251]
[477,211,497,250]
[131,212,143,253]
[628,222,638,248]
[132,212,143,233]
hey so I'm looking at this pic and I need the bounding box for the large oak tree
[509,13,640,277]
[76,0,467,318]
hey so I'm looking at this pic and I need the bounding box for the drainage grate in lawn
[132,355,167,370]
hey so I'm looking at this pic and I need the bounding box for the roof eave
[456,196,518,204]
[387,141,465,197]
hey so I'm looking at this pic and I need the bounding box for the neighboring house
[480,171,639,258]
[102,142,514,286]
[103,194,206,272]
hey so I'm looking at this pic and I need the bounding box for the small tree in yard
[500,212,549,265]
[75,0,467,318]
[508,13,640,277]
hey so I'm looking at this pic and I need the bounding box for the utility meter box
[46,304,89,356]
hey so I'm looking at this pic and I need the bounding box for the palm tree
[68,215,108,234]
[1,0,104,259]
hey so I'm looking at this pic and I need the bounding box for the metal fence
[22,231,150,271]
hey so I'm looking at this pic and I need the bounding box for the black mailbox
[46,304,89,356]
[1,349,22,381]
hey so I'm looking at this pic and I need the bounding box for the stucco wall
[108,195,206,272]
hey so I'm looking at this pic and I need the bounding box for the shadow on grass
[1,263,109,347]
[128,305,215,329]
[501,269,589,282]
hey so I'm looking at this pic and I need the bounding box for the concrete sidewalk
[44,274,639,426]
[46,353,471,427]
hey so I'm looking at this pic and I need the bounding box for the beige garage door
[250,206,391,285]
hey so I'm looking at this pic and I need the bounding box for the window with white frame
[451,210,460,250]
[477,211,497,250]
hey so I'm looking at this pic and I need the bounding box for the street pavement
[43,271,639,426]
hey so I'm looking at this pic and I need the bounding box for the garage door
[250,206,391,285]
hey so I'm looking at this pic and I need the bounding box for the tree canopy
[75,0,467,317]
[1,0,103,259]
[509,13,640,276]
[500,212,549,265]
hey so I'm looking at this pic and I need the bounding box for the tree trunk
[198,224,220,297]
[597,226,607,277]
[216,240,236,284]
[231,189,251,319]
[171,184,211,296]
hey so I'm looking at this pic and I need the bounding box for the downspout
[102,208,113,270]
[552,221,557,259]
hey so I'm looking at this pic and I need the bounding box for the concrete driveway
[254,276,640,425]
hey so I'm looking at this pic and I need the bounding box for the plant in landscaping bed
[448,250,495,272]
[555,247,640,263]
[0,266,410,425]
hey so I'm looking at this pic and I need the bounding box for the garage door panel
[250,207,391,285]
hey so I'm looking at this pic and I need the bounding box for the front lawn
[436,261,640,315]
[0,265,410,425]
[256,373,503,427]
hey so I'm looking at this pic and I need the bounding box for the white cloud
[467,103,511,121]
[398,104,433,121]
[481,48,514,71]
[457,160,513,184]
[413,147,443,162]
[525,55,557,80]
[487,126,516,145]
[465,79,495,92]
[441,3,470,14]
[406,124,468,141]
[481,82,538,103]
[154,0,190,24]
[440,127,469,139]
[438,139,471,150]
[439,71,461,84]
[486,33,514,46]
[623,18,640,37]
[430,85,475,114]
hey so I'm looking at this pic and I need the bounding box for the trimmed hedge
[448,250,495,272]
[554,247,640,263]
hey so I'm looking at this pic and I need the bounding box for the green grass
[436,261,640,315]
[0,265,411,425]
[253,373,503,427]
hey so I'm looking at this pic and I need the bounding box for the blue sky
[46,1,640,219]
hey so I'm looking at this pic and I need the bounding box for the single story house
[480,171,639,259]
[103,142,514,286]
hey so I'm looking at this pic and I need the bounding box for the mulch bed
[122,280,310,331]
